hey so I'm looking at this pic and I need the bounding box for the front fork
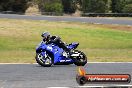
[40,51,47,58]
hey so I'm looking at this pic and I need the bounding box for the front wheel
[35,52,53,67]
[72,50,87,66]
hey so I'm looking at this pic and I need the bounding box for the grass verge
[0,18,132,62]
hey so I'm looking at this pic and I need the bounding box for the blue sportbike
[35,41,87,67]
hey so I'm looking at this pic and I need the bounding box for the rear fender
[68,42,79,50]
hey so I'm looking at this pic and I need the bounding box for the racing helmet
[41,32,51,40]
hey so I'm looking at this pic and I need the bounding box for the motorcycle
[35,41,87,67]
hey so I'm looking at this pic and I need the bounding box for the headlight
[36,41,43,49]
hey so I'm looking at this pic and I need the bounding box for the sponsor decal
[47,46,52,51]
[60,60,71,62]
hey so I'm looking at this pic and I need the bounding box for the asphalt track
[0,14,132,25]
[0,63,132,87]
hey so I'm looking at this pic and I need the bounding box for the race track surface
[0,14,132,25]
[0,63,132,87]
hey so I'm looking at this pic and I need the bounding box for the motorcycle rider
[41,32,71,54]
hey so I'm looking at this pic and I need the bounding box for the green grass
[0,18,132,63]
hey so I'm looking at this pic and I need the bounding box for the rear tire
[35,52,53,67]
[72,50,87,66]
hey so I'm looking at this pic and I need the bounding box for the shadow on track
[35,64,77,68]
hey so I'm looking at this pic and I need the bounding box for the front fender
[36,44,46,53]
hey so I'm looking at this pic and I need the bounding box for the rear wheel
[35,52,53,67]
[72,50,87,66]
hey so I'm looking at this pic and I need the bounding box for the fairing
[36,41,77,64]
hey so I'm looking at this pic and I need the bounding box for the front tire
[72,50,87,66]
[35,52,53,67]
